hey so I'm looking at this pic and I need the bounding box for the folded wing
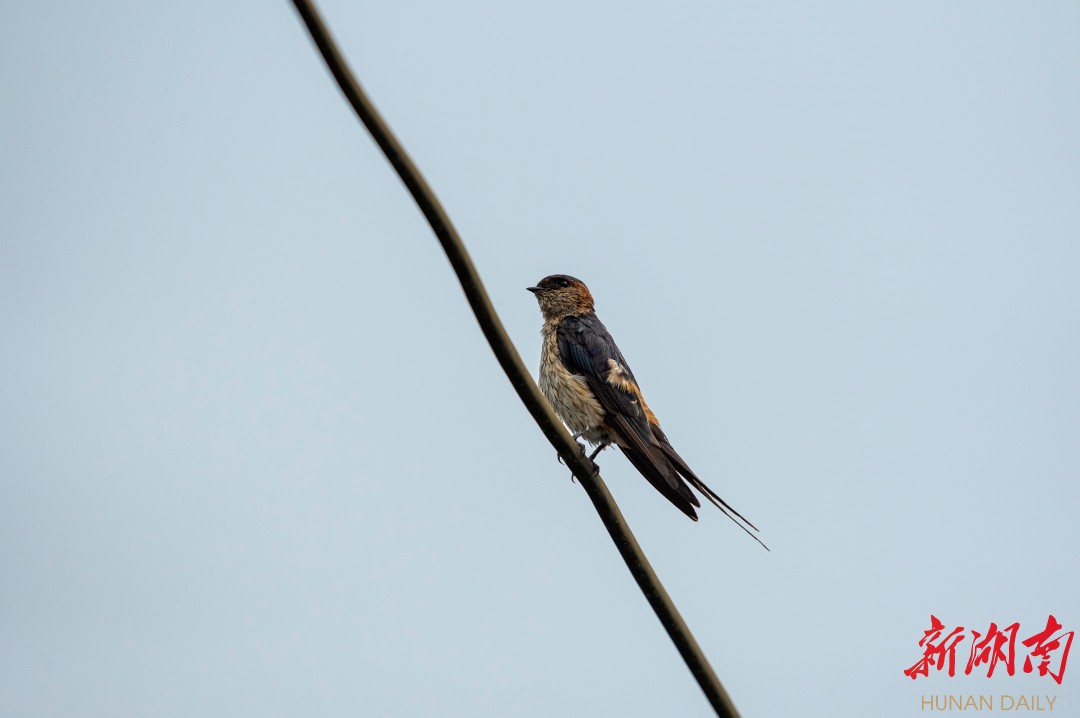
[556,314,701,520]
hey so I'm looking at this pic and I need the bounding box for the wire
[289,2,744,715]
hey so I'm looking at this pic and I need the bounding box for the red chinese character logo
[905,615,966,679]
[905,615,1072,683]
[1022,615,1073,685]
[965,622,1019,677]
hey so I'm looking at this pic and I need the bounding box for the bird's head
[527,274,594,320]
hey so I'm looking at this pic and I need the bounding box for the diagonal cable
[289,2,744,715]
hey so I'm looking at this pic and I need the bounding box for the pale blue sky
[2,2,1078,716]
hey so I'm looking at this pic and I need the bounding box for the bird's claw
[556,447,577,482]
[556,442,597,483]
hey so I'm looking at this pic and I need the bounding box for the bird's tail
[601,411,702,521]
[652,426,769,551]
[617,443,701,521]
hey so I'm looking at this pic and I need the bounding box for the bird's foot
[571,441,591,482]
[557,442,601,482]
[583,442,606,477]
[556,443,587,482]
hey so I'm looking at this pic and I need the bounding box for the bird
[528,274,766,549]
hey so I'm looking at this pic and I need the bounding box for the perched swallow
[528,274,766,548]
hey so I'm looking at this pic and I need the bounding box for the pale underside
[539,325,616,446]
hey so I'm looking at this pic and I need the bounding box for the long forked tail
[653,428,770,551]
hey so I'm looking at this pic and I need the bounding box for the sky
[2,2,1078,716]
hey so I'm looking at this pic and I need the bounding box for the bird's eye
[558,279,570,288]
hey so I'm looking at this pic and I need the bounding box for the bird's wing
[556,315,653,441]
[556,314,701,519]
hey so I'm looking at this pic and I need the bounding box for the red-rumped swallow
[528,274,766,548]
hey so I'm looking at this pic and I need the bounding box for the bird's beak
[526,286,542,294]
